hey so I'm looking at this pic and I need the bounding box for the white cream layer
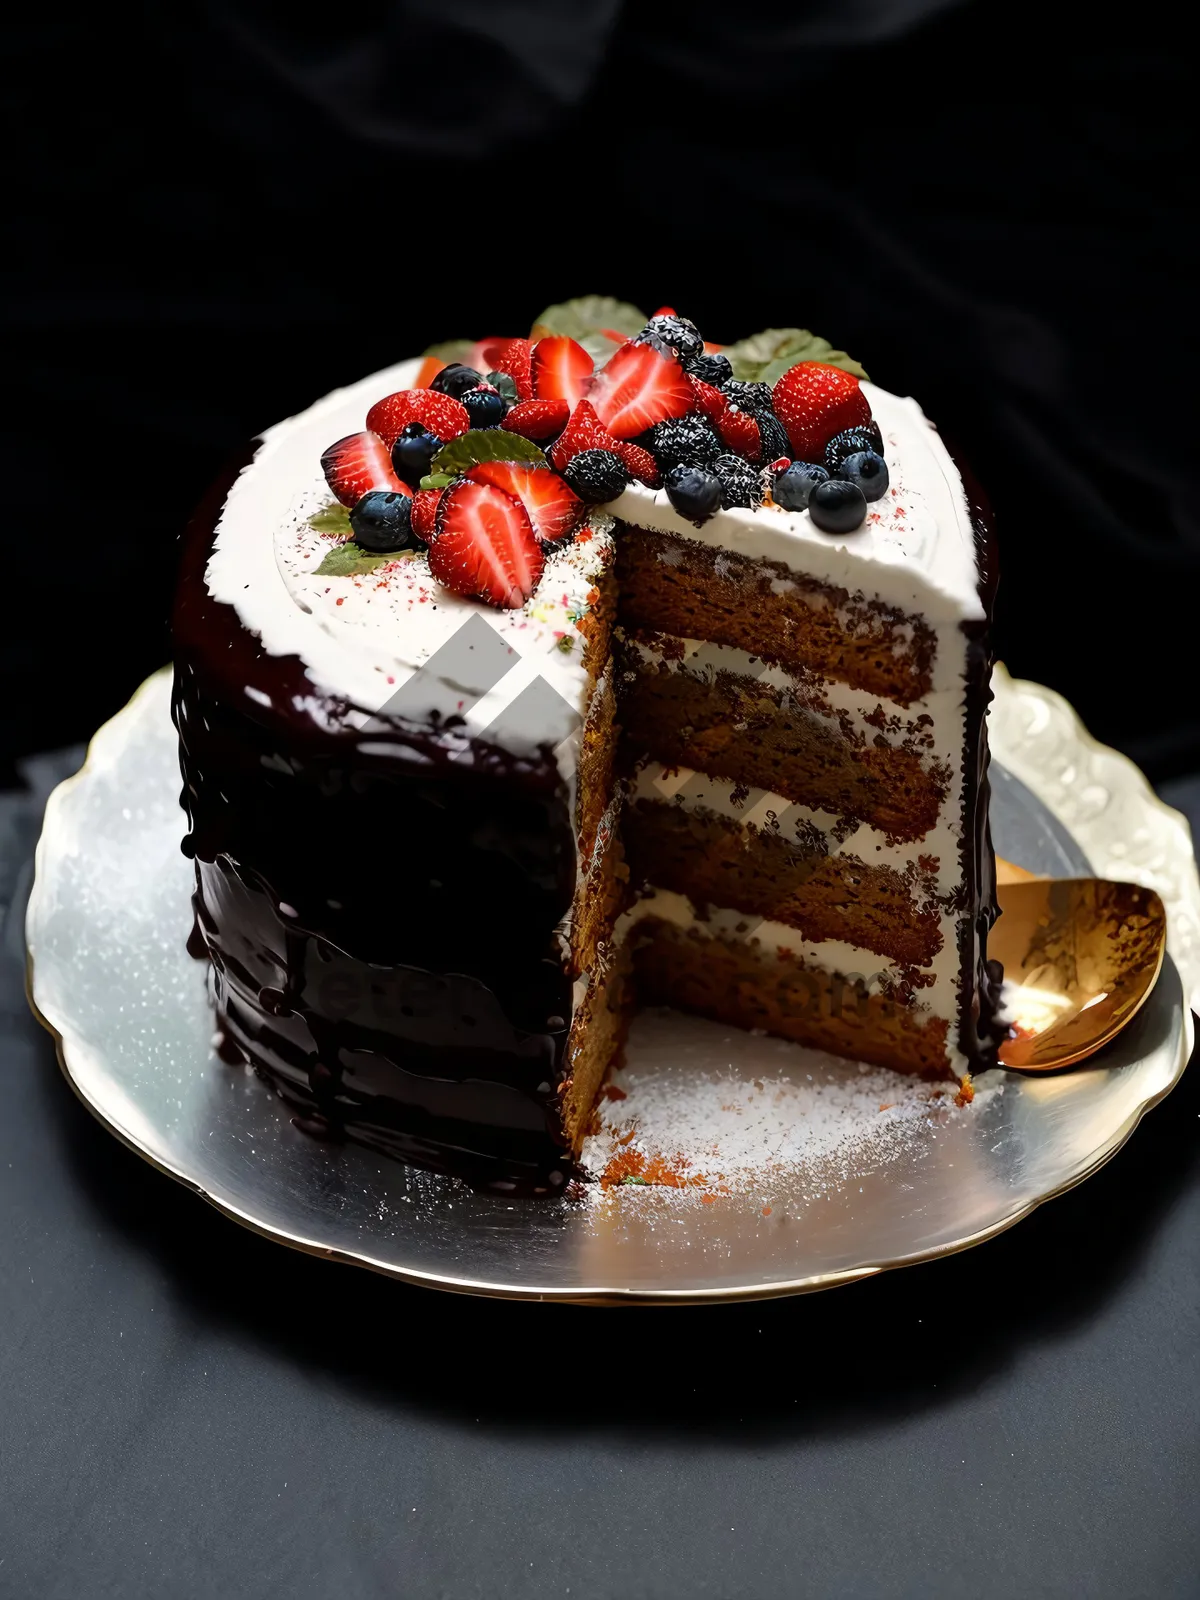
[617,887,966,1070]
[609,382,983,638]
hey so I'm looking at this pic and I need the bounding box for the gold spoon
[991,860,1167,1070]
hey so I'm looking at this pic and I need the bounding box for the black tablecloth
[3,757,1199,1600]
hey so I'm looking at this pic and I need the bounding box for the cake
[173,298,1003,1194]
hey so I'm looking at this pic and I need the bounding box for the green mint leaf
[422,337,475,363]
[619,1174,650,1186]
[724,327,869,384]
[486,370,520,405]
[430,428,548,477]
[418,473,456,490]
[308,501,352,537]
[531,295,647,362]
[312,541,416,578]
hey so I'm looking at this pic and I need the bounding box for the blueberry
[461,387,507,428]
[664,464,722,526]
[431,363,483,399]
[391,423,442,487]
[562,449,631,504]
[809,477,867,534]
[837,450,889,502]
[824,423,884,472]
[685,352,733,386]
[350,490,417,552]
[772,461,829,512]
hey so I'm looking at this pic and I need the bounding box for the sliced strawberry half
[589,340,692,438]
[320,432,407,507]
[773,362,872,462]
[503,398,570,441]
[531,336,593,407]
[365,389,470,449]
[428,480,544,609]
[410,488,444,544]
[466,461,584,546]
[549,399,611,471]
[490,337,535,402]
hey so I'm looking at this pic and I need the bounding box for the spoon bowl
[990,872,1166,1070]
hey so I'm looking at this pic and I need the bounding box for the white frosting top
[611,381,983,631]
[206,357,981,761]
[207,357,612,773]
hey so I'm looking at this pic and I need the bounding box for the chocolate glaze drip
[955,454,1005,1069]
[173,452,578,1195]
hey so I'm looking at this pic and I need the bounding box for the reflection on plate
[25,668,1197,1303]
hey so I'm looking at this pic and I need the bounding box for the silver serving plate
[25,667,1199,1303]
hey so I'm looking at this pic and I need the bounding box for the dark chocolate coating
[173,454,579,1194]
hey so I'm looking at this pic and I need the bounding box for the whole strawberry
[772,362,872,463]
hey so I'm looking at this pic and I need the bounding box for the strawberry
[490,337,534,402]
[686,374,726,425]
[773,362,872,462]
[589,341,692,438]
[502,398,570,441]
[652,305,676,317]
[717,405,761,461]
[365,389,470,449]
[410,488,443,544]
[428,480,543,609]
[544,398,658,485]
[613,438,660,488]
[531,336,593,407]
[320,432,407,507]
[686,374,761,461]
[470,335,519,375]
[549,399,610,470]
[466,461,584,546]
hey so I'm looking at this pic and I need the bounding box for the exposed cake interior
[176,316,1000,1193]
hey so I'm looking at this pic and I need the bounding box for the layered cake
[173,298,1002,1193]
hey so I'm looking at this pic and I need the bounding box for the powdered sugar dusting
[581,1009,1000,1212]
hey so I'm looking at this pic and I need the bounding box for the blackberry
[562,449,631,504]
[711,453,763,510]
[644,415,721,472]
[685,351,733,387]
[721,379,774,415]
[637,313,704,363]
[431,363,483,399]
[663,464,722,526]
[825,423,884,472]
[754,410,791,463]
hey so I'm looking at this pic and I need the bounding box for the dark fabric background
[3,1,1195,782]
